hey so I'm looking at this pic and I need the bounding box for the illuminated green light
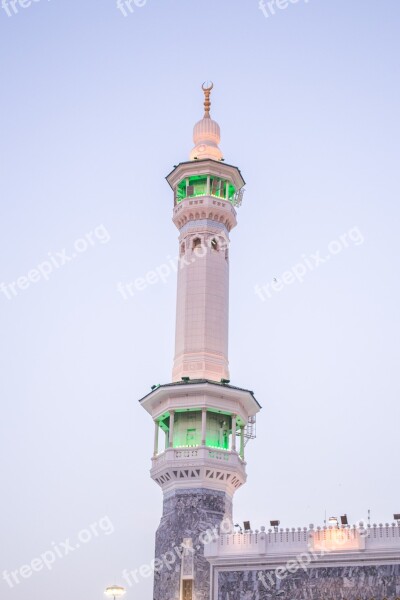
[205,435,229,450]
[176,175,236,204]
[170,410,231,450]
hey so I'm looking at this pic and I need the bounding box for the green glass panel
[205,413,230,449]
[173,411,201,448]
[176,176,236,205]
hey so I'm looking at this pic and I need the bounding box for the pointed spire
[202,81,213,118]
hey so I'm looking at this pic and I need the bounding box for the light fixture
[151,385,157,390]
[234,523,243,533]
[243,521,251,531]
[340,514,348,526]
[328,517,339,527]
[270,520,280,532]
[220,378,230,384]
[181,377,190,382]
[104,585,126,599]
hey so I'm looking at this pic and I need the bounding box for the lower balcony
[150,446,246,495]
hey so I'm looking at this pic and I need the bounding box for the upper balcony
[175,174,238,205]
[166,159,245,199]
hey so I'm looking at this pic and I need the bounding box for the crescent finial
[202,81,214,92]
[201,81,214,117]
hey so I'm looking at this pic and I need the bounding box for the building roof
[138,378,261,409]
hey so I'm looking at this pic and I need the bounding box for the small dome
[189,83,223,161]
[193,117,220,146]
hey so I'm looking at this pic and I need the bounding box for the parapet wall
[205,523,400,558]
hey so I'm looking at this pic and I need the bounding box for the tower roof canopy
[139,379,261,421]
[166,158,245,192]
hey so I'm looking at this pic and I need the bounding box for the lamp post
[104,585,126,600]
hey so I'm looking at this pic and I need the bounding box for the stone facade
[154,488,231,600]
[217,566,400,600]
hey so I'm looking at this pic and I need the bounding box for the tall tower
[139,84,260,600]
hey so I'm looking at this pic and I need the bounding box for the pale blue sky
[1,1,400,599]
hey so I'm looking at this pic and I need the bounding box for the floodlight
[105,585,126,599]
[270,520,280,527]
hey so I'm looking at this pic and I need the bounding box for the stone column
[169,410,175,448]
[240,425,245,459]
[154,420,159,456]
[201,408,207,446]
[231,414,237,452]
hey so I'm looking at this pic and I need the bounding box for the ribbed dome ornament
[189,81,223,162]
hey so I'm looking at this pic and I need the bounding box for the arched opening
[192,237,201,250]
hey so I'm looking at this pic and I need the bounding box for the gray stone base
[218,565,400,600]
[154,488,231,600]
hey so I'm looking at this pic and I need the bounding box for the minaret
[171,82,236,383]
[139,84,260,600]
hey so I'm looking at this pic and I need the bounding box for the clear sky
[1,1,399,599]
